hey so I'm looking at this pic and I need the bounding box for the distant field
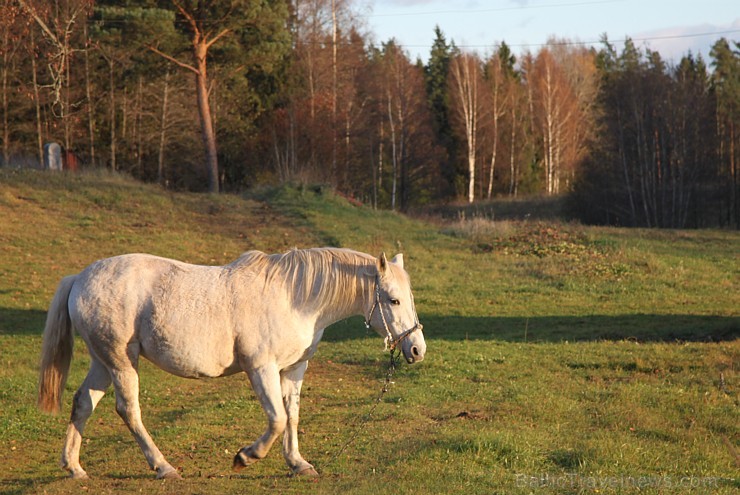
[1,170,738,494]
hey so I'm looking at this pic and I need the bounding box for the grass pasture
[0,169,738,494]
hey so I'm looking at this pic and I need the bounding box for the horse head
[365,253,426,364]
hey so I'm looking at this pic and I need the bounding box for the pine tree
[424,26,460,196]
[123,0,292,192]
[710,38,740,227]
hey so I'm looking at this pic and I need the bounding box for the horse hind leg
[61,359,111,479]
[110,365,181,479]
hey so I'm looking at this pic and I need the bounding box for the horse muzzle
[400,327,426,364]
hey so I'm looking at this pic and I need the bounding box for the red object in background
[63,150,79,171]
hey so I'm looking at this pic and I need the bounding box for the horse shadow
[3,307,737,343]
[324,314,739,343]
[0,307,46,336]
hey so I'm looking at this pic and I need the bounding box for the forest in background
[1,0,738,228]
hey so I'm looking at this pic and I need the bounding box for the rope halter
[364,275,423,353]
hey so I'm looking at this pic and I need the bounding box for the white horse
[38,247,426,479]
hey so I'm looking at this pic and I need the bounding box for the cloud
[632,19,740,62]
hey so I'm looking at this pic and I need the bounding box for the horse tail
[38,275,77,414]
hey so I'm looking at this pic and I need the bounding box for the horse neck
[307,257,374,330]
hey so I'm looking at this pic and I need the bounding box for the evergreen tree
[96,0,292,192]
[710,38,740,226]
[90,4,195,180]
[497,41,517,78]
[424,26,460,197]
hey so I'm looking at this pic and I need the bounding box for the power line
[612,29,740,46]
[390,29,740,50]
[80,6,740,55]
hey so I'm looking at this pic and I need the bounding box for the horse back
[69,254,242,378]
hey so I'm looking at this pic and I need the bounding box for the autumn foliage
[1,1,737,226]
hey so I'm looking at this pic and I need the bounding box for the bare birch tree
[531,48,577,195]
[18,0,93,152]
[450,52,484,203]
[0,0,23,166]
[484,49,510,199]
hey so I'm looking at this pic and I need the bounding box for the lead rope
[319,347,401,473]
[320,276,418,473]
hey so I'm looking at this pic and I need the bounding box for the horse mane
[232,248,375,311]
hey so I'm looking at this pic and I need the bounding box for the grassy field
[0,169,738,494]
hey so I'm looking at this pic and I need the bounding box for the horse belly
[140,329,239,379]
[142,267,240,378]
[142,297,239,379]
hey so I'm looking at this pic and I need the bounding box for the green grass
[0,169,738,494]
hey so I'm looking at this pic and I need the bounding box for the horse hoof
[232,451,259,471]
[293,466,319,477]
[156,466,182,480]
[69,470,89,480]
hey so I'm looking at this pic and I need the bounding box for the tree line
[1,1,738,227]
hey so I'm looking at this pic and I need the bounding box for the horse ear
[391,253,404,269]
[377,252,388,276]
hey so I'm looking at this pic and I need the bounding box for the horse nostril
[411,346,419,357]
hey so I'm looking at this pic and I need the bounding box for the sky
[366,0,739,63]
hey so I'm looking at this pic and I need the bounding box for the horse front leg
[234,362,287,470]
[281,361,318,476]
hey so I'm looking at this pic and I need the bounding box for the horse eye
[389,298,400,306]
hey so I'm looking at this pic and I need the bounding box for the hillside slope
[1,169,738,341]
[0,170,738,494]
